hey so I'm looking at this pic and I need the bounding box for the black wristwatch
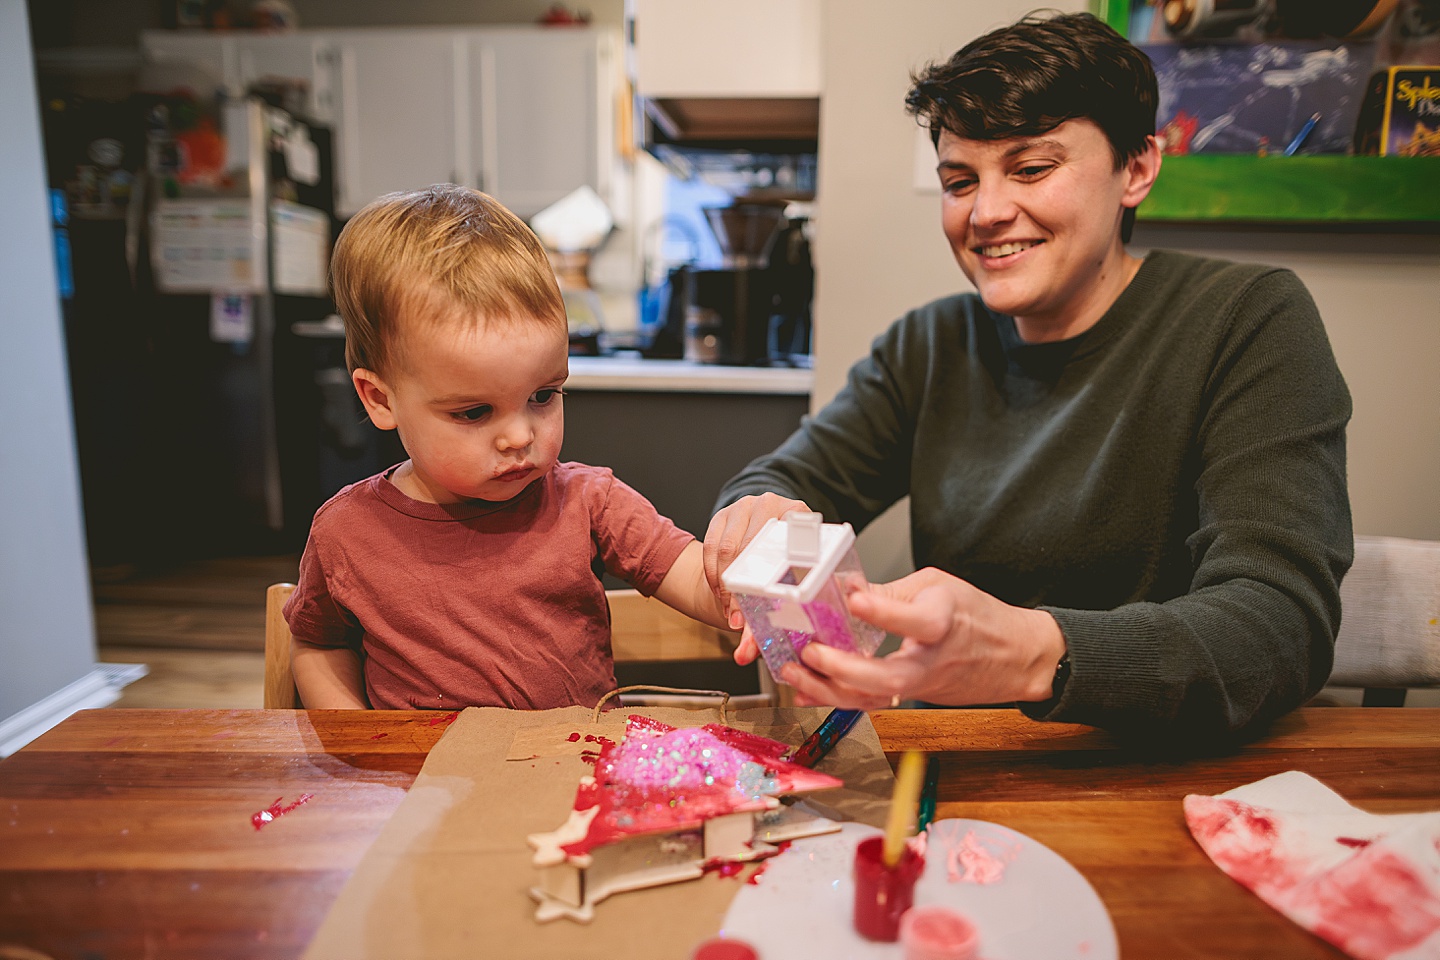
[1051,650,1072,701]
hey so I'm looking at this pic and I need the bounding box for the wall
[0,0,102,735]
[812,0,1440,580]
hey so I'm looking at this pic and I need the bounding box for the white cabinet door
[140,33,239,92]
[232,35,338,124]
[467,29,609,220]
[333,32,460,216]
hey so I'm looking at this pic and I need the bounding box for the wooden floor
[94,554,300,708]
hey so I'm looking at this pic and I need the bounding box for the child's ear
[352,368,398,431]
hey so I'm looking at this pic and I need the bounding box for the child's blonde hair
[331,184,566,374]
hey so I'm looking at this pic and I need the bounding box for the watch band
[1051,651,1072,701]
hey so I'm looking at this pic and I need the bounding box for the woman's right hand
[702,492,812,660]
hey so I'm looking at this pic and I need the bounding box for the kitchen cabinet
[141,27,621,218]
[331,32,460,215]
[467,28,615,220]
[631,0,821,97]
[141,32,337,124]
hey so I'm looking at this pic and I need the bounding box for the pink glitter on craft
[559,715,841,858]
[250,793,314,830]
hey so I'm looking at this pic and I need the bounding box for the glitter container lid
[720,512,858,604]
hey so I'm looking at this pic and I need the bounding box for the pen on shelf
[915,753,941,834]
[1284,112,1321,156]
[786,708,863,768]
[882,750,927,867]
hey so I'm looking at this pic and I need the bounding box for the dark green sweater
[717,250,1353,741]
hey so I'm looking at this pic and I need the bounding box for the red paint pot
[690,937,758,960]
[900,904,980,960]
[853,835,925,942]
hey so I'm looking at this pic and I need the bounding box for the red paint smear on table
[369,732,389,741]
[567,732,582,742]
[425,711,459,727]
[251,793,314,830]
[1336,836,1371,848]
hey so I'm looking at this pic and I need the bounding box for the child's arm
[651,540,732,630]
[292,637,369,709]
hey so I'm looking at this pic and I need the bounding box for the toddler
[284,184,727,709]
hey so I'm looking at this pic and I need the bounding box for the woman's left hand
[779,567,1067,710]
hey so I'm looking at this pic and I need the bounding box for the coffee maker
[685,203,786,365]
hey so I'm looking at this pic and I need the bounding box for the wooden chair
[262,583,777,709]
[264,583,300,708]
[1315,535,1440,707]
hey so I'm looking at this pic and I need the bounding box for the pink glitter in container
[900,904,980,960]
[721,512,885,680]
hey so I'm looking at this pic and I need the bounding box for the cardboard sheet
[303,705,895,960]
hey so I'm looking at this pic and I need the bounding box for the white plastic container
[720,512,884,681]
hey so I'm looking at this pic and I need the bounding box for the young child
[284,184,728,710]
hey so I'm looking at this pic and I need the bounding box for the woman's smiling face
[936,119,1159,342]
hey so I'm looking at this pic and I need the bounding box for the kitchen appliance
[684,202,785,365]
[42,85,342,563]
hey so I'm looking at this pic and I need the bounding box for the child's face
[354,314,569,504]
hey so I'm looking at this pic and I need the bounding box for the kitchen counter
[566,356,812,394]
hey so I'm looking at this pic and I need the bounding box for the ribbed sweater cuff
[1020,605,1166,727]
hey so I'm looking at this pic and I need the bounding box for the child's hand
[704,492,811,619]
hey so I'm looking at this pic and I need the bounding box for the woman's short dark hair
[906,11,1158,168]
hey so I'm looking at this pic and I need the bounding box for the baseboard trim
[0,664,147,757]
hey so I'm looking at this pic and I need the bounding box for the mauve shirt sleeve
[589,470,694,596]
[283,536,362,650]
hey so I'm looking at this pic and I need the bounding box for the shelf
[1139,155,1440,224]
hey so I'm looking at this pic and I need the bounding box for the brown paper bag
[302,704,894,960]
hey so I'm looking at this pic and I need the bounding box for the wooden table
[1,708,1436,959]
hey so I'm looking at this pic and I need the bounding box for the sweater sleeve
[1025,269,1353,743]
[713,317,921,529]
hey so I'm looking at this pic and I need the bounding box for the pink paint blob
[1336,836,1372,848]
[566,732,582,742]
[250,793,314,830]
[899,904,979,960]
[425,711,459,727]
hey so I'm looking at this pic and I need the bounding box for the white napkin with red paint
[1185,771,1440,960]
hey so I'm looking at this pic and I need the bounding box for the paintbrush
[785,707,863,768]
[882,750,927,867]
[915,753,940,834]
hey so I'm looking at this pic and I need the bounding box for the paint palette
[719,819,1117,959]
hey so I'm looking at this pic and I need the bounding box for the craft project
[528,715,845,922]
[720,511,884,680]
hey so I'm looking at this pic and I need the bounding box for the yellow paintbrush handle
[882,749,926,867]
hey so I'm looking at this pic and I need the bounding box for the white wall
[0,0,102,731]
[813,1,1440,579]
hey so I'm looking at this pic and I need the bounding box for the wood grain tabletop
[1,707,1435,959]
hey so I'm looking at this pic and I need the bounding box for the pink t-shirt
[283,461,694,710]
